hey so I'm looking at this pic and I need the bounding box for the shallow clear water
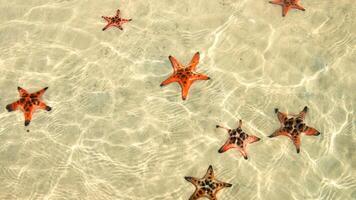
[0,0,355,199]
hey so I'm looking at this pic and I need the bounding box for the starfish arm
[102,16,111,22]
[297,106,308,120]
[269,0,283,5]
[121,18,132,23]
[38,102,52,111]
[275,108,287,124]
[184,176,200,186]
[17,87,29,97]
[237,119,242,128]
[247,135,261,144]
[188,189,205,200]
[292,135,301,153]
[204,165,215,180]
[31,87,48,98]
[216,125,231,132]
[238,148,248,160]
[292,3,305,11]
[269,128,290,138]
[218,142,237,153]
[188,52,200,71]
[115,25,124,30]
[213,181,232,196]
[304,126,321,136]
[6,100,21,112]
[168,55,183,71]
[180,80,192,100]
[190,73,210,81]
[102,22,113,31]
[282,5,291,17]
[24,110,33,126]
[160,75,179,87]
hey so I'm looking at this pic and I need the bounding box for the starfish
[185,165,232,200]
[102,9,132,31]
[269,0,305,17]
[216,120,260,160]
[160,52,210,100]
[6,87,52,126]
[269,106,321,153]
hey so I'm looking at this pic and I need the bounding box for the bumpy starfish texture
[160,52,210,100]
[216,120,260,159]
[102,9,132,31]
[269,0,305,17]
[269,106,321,153]
[6,87,52,126]
[185,165,232,200]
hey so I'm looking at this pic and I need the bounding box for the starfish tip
[244,156,248,160]
[46,106,52,111]
[274,108,279,113]
[297,149,300,153]
[24,120,30,126]
[5,104,13,112]
[303,106,308,112]
[215,125,219,128]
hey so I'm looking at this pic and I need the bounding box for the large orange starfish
[6,87,52,126]
[102,9,132,31]
[269,0,305,17]
[160,52,210,100]
[185,165,232,200]
[216,120,260,160]
[269,106,321,153]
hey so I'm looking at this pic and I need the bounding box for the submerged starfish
[216,120,260,160]
[185,165,232,200]
[102,9,132,31]
[6,87,52,126]
[160,52,210,100]
[269,106,321,153]
[269,0,305,17]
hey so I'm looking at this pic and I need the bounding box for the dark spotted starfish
[185,165,232,200]
[269,106,321,153]
[269,0,305,17]
[160,52,210,100]
[102,9,132,31]
[6,87,52,126]
[216,120,260,160]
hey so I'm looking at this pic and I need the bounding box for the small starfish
[102,9,132,31]
[160,52,210,100]
[185,165,232,200]
[216,120,260,160]
[269,0,305,17]
[6,87,52,126]
[269,106,321,153]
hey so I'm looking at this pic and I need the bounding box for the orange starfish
[160,52,210,100]
[269,106,321,153]
[102,9,132,31]
[6,87,52,126]
[216,120,260,160]
[269,0,305,17]
[185,165,232,200]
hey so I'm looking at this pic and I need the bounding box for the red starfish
[185,165,232,200]
[102,9,132,31]
[216,120,260,160]
[269,0,305,17]
[269,106,321,153]
[160,52,210,100]
[6,87,52,126]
